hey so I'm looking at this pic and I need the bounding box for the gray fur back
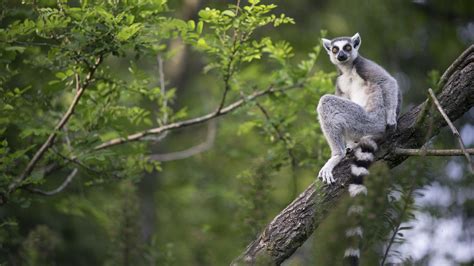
[353,55,402,116]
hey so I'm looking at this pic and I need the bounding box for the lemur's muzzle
[337,52,348,62]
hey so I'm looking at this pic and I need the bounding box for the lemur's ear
[322,38,331,52]
[351,33,361,49]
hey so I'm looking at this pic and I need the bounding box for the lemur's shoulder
[353,55,392,84]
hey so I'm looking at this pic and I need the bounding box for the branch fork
[7,56,103,195]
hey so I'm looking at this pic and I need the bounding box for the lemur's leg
[382,79,399,128]
[317,95,376,184]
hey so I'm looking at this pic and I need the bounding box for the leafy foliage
[236,158,274,241]
[0,0,332,263]
[20,225,60,265]
[106,181,143,266]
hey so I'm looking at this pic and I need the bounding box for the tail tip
[344,248,361,258]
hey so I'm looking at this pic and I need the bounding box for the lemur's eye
[344,44,352,51]
[331,47,339,54]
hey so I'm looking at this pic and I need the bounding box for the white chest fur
[338,68,370,109]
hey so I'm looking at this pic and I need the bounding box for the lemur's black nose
[337,53,348,61]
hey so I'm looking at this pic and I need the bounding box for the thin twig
[8,56,103,193]
[142,55,170,142]
[216,77,231,114]
[10,41,60,47]
[94,84,302,151]
[215,0,243,114]
[235,0,241,15]
[151,84,217,162]
[255,102,298,197]
[150,120,217,161]
[158,55,168,124]
[63,127,72,149]
[381,184,415,265]
[215,53,236,114]
[49,148,121,180]
[428,88,473,172]
[394,148,474,156]
[27,168,78,196]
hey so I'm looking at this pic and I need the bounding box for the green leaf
[95,8,114,24]
[187,20,195,30]
[5,46,26,53]
[196,38,209,49]
[222,10,236,17]
[117,23,143,41]
[3,104,14,111]
[197,21,203,34]
[238,121,258,135]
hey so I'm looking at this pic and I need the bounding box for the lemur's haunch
[318,33,401,262]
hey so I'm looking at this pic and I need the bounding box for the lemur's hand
[318,155,344,184]
[318,165,335,184]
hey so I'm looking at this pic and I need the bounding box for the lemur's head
[322,33,361,65]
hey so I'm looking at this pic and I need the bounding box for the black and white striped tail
[344,137,377,265]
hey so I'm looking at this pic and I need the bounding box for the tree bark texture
[232,45,474,265]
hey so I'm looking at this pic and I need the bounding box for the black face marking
[337,52,348,61]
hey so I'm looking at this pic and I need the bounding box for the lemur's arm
[383,78,399,127]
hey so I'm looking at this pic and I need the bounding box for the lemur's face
[322,33,361,65]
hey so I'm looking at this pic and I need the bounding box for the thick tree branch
[232,45,474,265]
[8,56,103,194]
[438,45,474,89]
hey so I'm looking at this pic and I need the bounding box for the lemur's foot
[318,166,335,184]
[386,123,397,136]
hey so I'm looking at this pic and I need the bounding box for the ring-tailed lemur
[317,33,401,263]
[317,32,400,185]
